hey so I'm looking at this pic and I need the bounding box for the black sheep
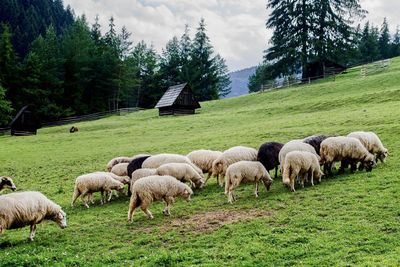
[127,156,151,196]
[303,135,330,156]
[257,142,284,179]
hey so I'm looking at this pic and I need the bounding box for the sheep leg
[28,224,36,241]
[219,174,225,187]
[81,191,90,208]
[140,200,154,219]
[290,172,296,192]
[163,197,173,216]
[274,167,278,179]
[71,188,81,207]
[310,170,314,186]
[254,180,259,198]
[204,173,211,184]
[107,190,113,202]
[228,190,234,204]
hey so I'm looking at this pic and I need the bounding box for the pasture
[1,58,400,266]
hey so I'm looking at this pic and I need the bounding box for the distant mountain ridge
[226,66,257,98]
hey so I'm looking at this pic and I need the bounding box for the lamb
[320,136,375,175]
[303,135,330,156]
[257,142,284,179]
[128,175,193,221]
[187,149,223,184]
[72,172,125,208]
[224,161,273,204]
[156,163,205,189]
[278,140,318,171]
[282,151,323,192]
[106,154,151,171]
[142,154,203,176]
[0,176,16,193]
[110,163,129,177]
[0,191,67,241]
[212,146,258,187]
[347,131,388,164]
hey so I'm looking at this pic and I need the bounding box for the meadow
[1,58,400,266]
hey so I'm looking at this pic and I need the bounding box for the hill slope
[0,58,400,265]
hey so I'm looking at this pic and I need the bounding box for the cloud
[63,0,398,71]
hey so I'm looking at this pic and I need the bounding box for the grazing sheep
[187,149,222,184]
[110,163,129,177]
[0,176,16,193]
[142,154,203,176]
[127,156,152,196]
[156,163,205,189]
[278,140,318,171]
[303,135,330,156]
[130,168,158,194]
[72,172,124,208]
[94,171,130,198]
[106,154,151,172]
[212,146,258,187]
[224,161,273,204]
[282,151,323,192]
[320,136,375,175]
[257,142,284,179]
[347,131,388,164]
[0,191,67,241]
[128,175,193,221]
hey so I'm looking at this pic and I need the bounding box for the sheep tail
[71,187,81,207]
[224,174,230,195]
[128,191,141,221]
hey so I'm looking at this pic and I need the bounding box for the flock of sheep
[0,131,388,241]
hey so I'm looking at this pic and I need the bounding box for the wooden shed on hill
[10,105,41,136]
[155,83,201,116]
[304,60,347,81]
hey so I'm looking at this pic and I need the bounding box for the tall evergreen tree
[0,81,12,126]
[391,26,400,57]
[379,18,391,59]
[159,36,183,88]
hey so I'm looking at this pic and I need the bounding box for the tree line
[0,1,230,126]
[249,0,400,93]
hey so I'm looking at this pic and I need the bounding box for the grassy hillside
[1,58,400,266]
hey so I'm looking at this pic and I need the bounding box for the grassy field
[1,58,400,266]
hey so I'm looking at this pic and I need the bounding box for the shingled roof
[155,83,200,108]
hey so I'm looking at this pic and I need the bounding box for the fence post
[308,77,311,84]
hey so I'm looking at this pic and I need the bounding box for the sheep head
[0,176,16,191]
[54,210,67,229]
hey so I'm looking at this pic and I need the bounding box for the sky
[63,0,400,72]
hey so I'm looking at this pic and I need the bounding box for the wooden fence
[0,107,144,136]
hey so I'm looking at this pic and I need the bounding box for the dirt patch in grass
[156,209,274,234]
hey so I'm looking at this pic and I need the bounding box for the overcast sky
[63,0,400,72]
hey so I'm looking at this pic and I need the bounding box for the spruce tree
[0,81,12,126]
[379,18,391,59]
[391,26,400,57]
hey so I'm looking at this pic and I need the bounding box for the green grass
[1,57,400,266]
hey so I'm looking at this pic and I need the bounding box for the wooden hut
[155,83,201,116]
[10,105,41,136]
[304,60,347,81]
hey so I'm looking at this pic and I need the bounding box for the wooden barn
[304,60,347,80]
[10,105,41,136]
[155,83,201,116]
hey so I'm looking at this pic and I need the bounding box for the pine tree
[248,64,276,93]
[179,25,192,83]
[391,26,400,57]
[359,22,380,62]
[160,36,183,88]
[0,81,12,126]
[379,18,391,59]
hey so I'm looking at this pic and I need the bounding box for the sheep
[94,171,130,198]
[0,191,67,241]
[110,163,129,177]
[0,176,16,193]
[347,131,388,164]
[282,151,323,192]
[106,154,151,171]
[156,163,205,189]
[303,135,330,156]
[224,161,273,204]
[71,172,125,208]
[320,136,375,176]
[142,154,203,176]
[187,149,223,184]
[257,142,284,179]
[212,146,258,187]
[127,156,152,196]
[278,140,318,171]
[128,175,193,221]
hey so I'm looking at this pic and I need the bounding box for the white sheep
[110,163,129,177]
[224,161,273,204]
[278,140,319,171]
[130,168,158,194]
[282,151,323,192]
[128,175,193,221]
[156,163,205,189]
[187,149,222,184]
[0,191,67,241]
[212,146,258,187]
[0,176,16,193]
[95,171,130,198]
[106,154,151,171]
[72,172,125,208]
[320,136,375,175]
[142,154,203,176]
[347,131,388,163]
